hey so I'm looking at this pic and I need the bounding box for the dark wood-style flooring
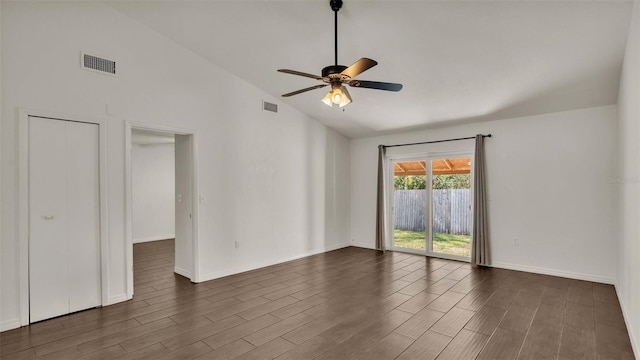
[1,239,635,359]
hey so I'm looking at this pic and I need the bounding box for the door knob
[42,215,54,220]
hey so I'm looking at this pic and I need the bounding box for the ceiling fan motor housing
[322,65,348,79]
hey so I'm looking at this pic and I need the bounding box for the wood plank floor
[1,239,635,360]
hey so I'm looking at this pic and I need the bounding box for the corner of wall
[0,319,21,332]
[615,1,640,357]
[107,293,130,306]
[198,241,351,283]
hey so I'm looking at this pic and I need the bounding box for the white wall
[617,1,640,357]
[132,143,175,243]
[351,106,618,284]
[0,1,351,330]
[0,1,3,330]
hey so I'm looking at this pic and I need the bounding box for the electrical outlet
[235,241,239,249]
[513,238,519,246]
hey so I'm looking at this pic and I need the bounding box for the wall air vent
[81,52,116,76]
[263,101,278,113]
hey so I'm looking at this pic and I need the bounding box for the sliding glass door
[392,161,428,252]
[390,154,473,260]
[429,157,472,258]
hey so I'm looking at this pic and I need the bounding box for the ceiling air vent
[263,101,278,113]
[81,52,116,76]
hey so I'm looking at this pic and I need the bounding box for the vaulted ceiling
[108,1,633,138]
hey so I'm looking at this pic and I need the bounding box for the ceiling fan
[277,0,403,108]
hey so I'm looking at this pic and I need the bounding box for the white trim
[348,241,619,285]
[106,293,129,306]
[133,235,176,244]
[0,319,22,332]
[174,266,191,279]
[615,285,640,359]
[191,132,200,282]
[124,123,133,298]
[124,121,200,298]
[199,242,351,282]
[491,261,616,285]
[351,241,376,250]
[17,108,110,326]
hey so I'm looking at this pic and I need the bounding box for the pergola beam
[443,159,454,171]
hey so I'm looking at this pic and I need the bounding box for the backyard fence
[394,189,471,235]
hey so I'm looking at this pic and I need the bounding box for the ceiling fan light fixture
[321,91,334,106]
[322,84,352,107]
[335,86,352,107]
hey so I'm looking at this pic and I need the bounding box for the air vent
[263,101,278,113]
[81,53,116,76]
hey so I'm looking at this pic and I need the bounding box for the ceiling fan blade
[282,84,328,97]
[348,80,403,92]
[341,58,378,79]
[277,69,324,80]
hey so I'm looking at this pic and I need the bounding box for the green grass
[393,229,471,257]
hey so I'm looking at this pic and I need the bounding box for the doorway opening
[131,129,175,245]
[125,123,199,299]
[391,155,472,261]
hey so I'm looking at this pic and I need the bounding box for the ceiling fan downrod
[323,0,347,79]
[330,0,343,66]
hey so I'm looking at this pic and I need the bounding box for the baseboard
[198,242,351,283]
[490,261,616,285]
[349,240,376,250]
[107,293,129,306]
[0,318,22,332]
[133,234,175,244]
[174,266,191,279]
[615,285,639,359]
[347,244,616,284]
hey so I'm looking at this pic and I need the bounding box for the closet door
[66,121,101,313]
[29,117,101,322]
[29,118,69,322]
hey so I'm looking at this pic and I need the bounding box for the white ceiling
[108,1,633,138]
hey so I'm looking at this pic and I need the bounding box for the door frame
[124,121,200,299]
[387,150,474,262]
[387,154,430,256]
[17,108,109,326]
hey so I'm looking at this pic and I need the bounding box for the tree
[432,174,470,189]
[394,175,426,190]
[394,174,470,190]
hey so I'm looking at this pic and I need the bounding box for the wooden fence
[394,189,471,235]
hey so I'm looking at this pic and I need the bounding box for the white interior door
[29,117,101,322]
[174,134,193,278]
[29,118,69,322]
[66,121,101,313]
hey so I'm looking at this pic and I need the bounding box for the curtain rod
[382,134,492,148]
